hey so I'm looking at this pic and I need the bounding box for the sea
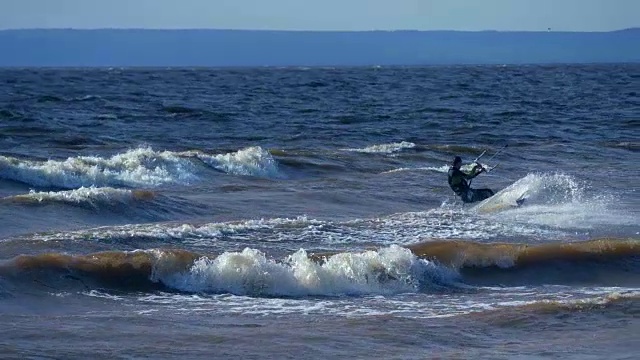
[0,64,638,359]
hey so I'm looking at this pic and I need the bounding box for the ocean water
[0,65,638,359]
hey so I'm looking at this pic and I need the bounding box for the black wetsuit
[447,166,494,203]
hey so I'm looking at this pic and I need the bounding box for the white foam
[4,186,147,206]
[157,245,457,296]
[0,147,198,188]
[382,163,487,174]
[382,165,449,174]
[28,216,324,245]
[343,141,416,154]
[494,289,640,310]
[0,146,282,188]
[127,286,640,319]
[193,146,280,178]
[24,204,564,249]
[83,290,125,301]
[348,208,563,244]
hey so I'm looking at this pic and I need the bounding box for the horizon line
[1,27,638,33]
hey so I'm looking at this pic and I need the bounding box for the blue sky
[0,0,637,31]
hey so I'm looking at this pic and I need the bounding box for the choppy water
[0,65,639,359]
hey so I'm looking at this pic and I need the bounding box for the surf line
[306,238,639,267]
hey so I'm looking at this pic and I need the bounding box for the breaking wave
[191,146,281,178]
[162,246,452,296]
[2,186,155,207]
[0,146,282,188]
[0,147,198,188]
[0,246,455,296]
[1,238,637,297]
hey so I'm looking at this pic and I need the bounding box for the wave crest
[2,238,638,296]
[408,238,640,286]
[1,246,456,296]
[0,146,283,189]
[2,186,155,206]
[162,245,453,296]
[409,239,639,268]
[0,147,198,189]
[193,146,281,178]
[343,141,416,154]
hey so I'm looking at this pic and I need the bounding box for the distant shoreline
[0,64,637,70]
[1,27,638,33]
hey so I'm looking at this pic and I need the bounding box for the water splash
[475,173,636,230]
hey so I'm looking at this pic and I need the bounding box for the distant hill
[1,28,639,67]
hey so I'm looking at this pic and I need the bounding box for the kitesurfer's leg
[470,188,494,202]
[460,190,474,203]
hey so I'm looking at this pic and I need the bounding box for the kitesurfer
[447,156,494,203]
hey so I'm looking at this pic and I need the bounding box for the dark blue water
[0,65,638,359]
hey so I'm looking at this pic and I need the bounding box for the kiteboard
[473,190,528,214]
